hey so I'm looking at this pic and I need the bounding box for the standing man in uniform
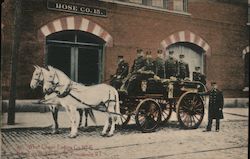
[193,66,206,85]
[165,50,178,79]
[177,54,190,80]
[110,55,129,89]
[154,49,166,78]
[200,82,224,132]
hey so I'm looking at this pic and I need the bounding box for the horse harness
[50,80,120,115]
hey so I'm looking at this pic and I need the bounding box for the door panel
[47,45,71,77]
[46,30,104,85]
[166,43,204,80]
[78,48,99,85]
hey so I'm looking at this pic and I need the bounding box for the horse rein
[47,70,61,87]
[45,70,71,96]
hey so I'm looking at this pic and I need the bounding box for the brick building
[1,0,249,99]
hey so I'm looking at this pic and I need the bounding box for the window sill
[100,0,191,16]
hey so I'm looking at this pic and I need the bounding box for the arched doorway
[161,30,210,80]
[46,30,105,85]
[166,42,205,80]
[38,16,113,85]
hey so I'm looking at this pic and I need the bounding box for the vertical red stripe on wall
[164,38,171,49]
[174,32,180,43]
[87,21,95,33]
[37,30,45,42]
[185,30,191,42]
[100,30,108,41]
[74,16,82,30]
[201,41,206,51]
[60,18,68,31]
[47,22,56,35]
[206,47,211,56]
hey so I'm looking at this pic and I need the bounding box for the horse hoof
[68,134,77,138]
[51,130,59,134]
[78,124,82,128]
[107,133,114,137]
[101,133,107,137]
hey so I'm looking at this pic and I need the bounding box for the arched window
[46,30,105,85]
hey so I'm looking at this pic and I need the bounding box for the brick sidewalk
[1,108,248,159]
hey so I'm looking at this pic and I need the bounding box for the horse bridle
[45,70,61,95]
[46,70,74,97]
[33,69,43,87]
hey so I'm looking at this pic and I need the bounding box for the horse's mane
[48,66,90,89]
[49,66,71,81]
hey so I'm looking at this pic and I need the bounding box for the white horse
[42,66,121,137]
[30,65,95,134]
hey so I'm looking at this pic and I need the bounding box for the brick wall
[1,0,249,99]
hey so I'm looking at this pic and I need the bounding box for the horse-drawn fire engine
[118,72,207,132]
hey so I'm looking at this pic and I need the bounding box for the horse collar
[57,81,73,98]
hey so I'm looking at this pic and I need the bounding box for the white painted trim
[79,18,90,31]
[66,16,75,30]
[189,32,195,43]
[203,43,209,52]
[104,34,112,43]
[92,25,102,36]
[39,16,113,47]
[179,31,185,41]
[40,25,51,36]
[197,38,203,47]
[52,19,62,32]
[161,31,211,55]
[169,34,176,44]
[161,40,167,49]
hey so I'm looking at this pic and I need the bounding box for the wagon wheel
[160,101,172,123]
[135,99,162,133]
[176,92,204,129]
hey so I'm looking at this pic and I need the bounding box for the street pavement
[0,108,248,159]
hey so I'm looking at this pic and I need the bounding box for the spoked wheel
[135,99,162,133]
[160,101,173,123]
[176,92,204,129]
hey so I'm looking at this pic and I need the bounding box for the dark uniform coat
[154,57,165,78]
[131,56,145,73]
[165,57,178,78]
[115,60,129,78]
[143,58,155,72]
[110,60,129,89]
[193,71,206,85]
[201,89,224,119]
[178,61,190,79]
